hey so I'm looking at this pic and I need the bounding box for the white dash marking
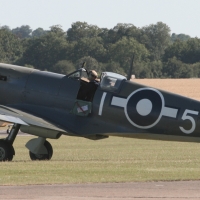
[98,92,107,115]
[111,97,127,108]
[162,106,178,118]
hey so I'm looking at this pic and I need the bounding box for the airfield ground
[1,79,200,199]
[133,78,200,101]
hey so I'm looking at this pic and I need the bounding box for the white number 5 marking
[179,109,199,134]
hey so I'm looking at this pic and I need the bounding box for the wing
[0,105,67,133]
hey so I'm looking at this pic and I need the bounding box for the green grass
[1,135,200,185]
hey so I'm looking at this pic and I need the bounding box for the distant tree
[98,28,110,44]
[75,56,101,74]
[72,37,106,62]
[0,29,23,63]
[109,37,149,73]
[7,21,199,78]
[140,22,171,60]
[49,25,65,35]
[148,60,163,78]
[171,33,190,42]
[127,61,152,78]
[0,25,11,31]
[101,61,126,75]
[18,29,68,70]
[104,23,141,44]
[163,40,186,62]
[163,38,200,64]
[162,57,192,78]
[12,25,32,38]
[32,28,47,37]
[192,62,200,77]
[138,66,152,78]
[51,60,75,74]
[67,21,101,41]
[181,38,200,64]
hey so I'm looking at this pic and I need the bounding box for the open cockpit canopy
[67,68,88,80]
[67,68,127,92]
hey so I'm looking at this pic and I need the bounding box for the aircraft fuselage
[1,63,200,142]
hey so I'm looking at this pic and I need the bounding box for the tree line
[0,22,200,78]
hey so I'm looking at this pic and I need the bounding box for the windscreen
[100,72,126,92]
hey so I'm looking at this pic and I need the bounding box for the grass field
[1,79,200,185]
[1,136,200,185]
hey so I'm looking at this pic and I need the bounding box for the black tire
[29,140,53,161]
[0,139,14,161]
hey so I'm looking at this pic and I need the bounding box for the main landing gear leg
[0,124,20,161]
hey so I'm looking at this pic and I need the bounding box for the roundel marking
[124,88,165,129]
[136,99,152,116]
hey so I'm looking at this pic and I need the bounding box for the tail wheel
[29,140,53,161]
[0,139,14,161]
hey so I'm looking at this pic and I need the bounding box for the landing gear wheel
[29,140,53,161]
[0,139,14,161]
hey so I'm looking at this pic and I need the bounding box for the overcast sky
[0,0,200,38]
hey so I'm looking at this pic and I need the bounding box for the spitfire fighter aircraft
[0,62,200,161]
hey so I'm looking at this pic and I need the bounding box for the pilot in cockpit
[78,70,99,101]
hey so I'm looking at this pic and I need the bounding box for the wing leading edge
[0,105,67,134]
